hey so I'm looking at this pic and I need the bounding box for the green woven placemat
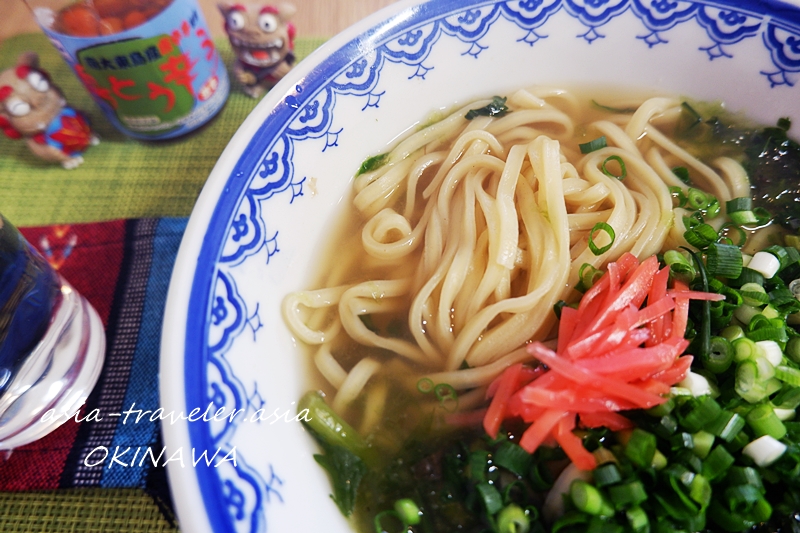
[0,489,176,532]
[0,33,326,226]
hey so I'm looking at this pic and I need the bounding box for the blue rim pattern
[183,0,800,531]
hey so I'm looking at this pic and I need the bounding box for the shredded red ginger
[481,252,724,471]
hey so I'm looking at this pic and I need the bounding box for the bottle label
[42,0,229,139]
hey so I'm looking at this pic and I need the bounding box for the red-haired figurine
[218,2,296,98]
[0,52,98,169]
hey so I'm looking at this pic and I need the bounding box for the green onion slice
[434,383,458,412]
[684,223,718,249]
[706,242,743,278]
[579,136,607,154]
[673,166,691,184]
[416,377,434,394]
[579,263,603,288]
[496,504,530,533]
[588,222,615,255]
[753,207,772,225]
[687,187,710,210]
[718,223,747,248]
[602,155,627,180]
[670,186,688,208]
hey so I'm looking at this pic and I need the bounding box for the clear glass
[0,214,105,449]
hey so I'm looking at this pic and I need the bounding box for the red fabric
[0,221,126,489]
[19,220,126,327]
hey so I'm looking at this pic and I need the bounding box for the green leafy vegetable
[465,96,510,120]
[356,153,389,176]
[313,436,367,516]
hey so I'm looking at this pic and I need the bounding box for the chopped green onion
[570,479,614,516]
[729,210,758,226]
[551,511,588,533]
[496,504,530,533]
[725,466,764,492]
[689,473,712,509]
[721,325,745,342]
[684,223,718,249]
[692,430,715,459]
[470,450,492,483]
[702,445,735,481]
[593,463,622,487]
[653,414,679,439]
[687,188,710,210]
[718,223,748,248]
[664,250,695,282]
[602,155,627,180]
[706,410,745,442]
[683,211,704,229]
[647,397,676,417]
[494,441,532,477]
[670,186,688,207]
[703,336,734,374]
[673,166,691,184]
[669,431,694,450]
[608,481,648,509]
[679,396,722,433]
[705,197,721,218]
[579,263,603,289]
[724,484,762,513]
[528,461,554,491]
[764,245,791,270]
[625,429,657,468]
[742,434,787,467]
[746,403,787,439]
[476,481,504,514]
[588,222,615,255]
[756,339,783,366]
[416,377,434,394]
[773,386,800,409]
[706,243,743,278]
[753,207,772,225]
[786,337,800,363]
[726,197,753,214]
[579,136,607,154]
[732,337,758,362]
[626,506,649,533]
[732,267,766,288]
[740,282,769,307]
[434,383,458,412]
[708,500,756,531]
[393,499,421,525]
[746,325,788,343]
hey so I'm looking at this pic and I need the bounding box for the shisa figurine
[0,52,98,169]
[219,2,297,98]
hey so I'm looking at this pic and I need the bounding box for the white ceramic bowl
[160,0,800,531]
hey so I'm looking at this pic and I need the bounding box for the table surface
[0,1,397,531]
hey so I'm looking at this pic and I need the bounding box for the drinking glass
[0,213,105,449]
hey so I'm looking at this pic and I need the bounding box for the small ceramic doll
[0,52,98,169]
[219,2,297,98]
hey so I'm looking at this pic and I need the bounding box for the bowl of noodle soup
[160,1,800,532]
